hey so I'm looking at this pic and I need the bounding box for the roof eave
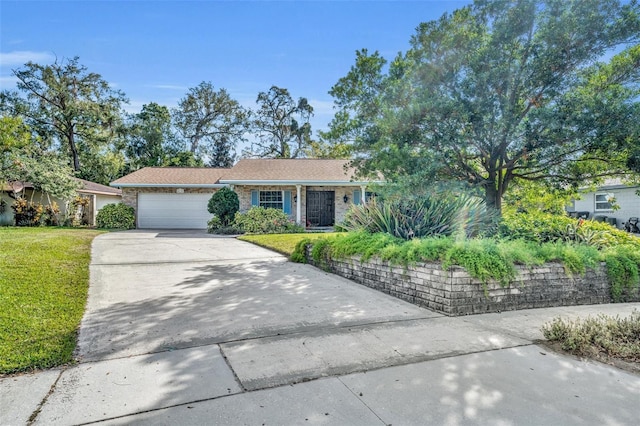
[219,180,383,186]
[78,189,122,196]
[110,183,228,188]
[579,184,640,191]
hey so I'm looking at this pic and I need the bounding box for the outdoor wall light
[176,188,184,194]
[293,195,297,203]
[343,194,349,203]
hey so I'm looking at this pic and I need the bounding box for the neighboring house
[77,179,123,226]
[110,159,382,229]
[0,179,122,226]
[568,179,640,228]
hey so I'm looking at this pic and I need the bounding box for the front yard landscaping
[238,232,339,256]
[542,311,640,374]
[0,227,103,374]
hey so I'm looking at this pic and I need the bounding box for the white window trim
[259,190,285,211]
[594,192,613,211]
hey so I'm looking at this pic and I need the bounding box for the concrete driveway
[3,230,640,425]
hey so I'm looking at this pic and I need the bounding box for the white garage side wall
[573,187,640,228]
[95,194,121,210]
[0,193,13,225]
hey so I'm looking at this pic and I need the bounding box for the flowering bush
[12,197,44,226]
[233,207,304,234]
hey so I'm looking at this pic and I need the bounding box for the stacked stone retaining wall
[305,247,640,316]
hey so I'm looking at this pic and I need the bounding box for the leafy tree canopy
[125,102,176,170]
[329,0,640,214]
[0,116,32,155]
[0,56,127,184]
[248,86,314,158]
[173,82,249,167]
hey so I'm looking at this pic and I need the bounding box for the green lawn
[0,227,103,374]
[238,232,340,256]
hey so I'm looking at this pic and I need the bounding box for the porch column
[360,185,367,205]
[91,194,97,227]
[296,185,302,224]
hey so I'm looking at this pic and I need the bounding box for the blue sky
[1,0,471,137]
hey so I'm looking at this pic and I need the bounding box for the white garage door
[138,193,213,229]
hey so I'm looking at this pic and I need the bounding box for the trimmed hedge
[96,203,135,229]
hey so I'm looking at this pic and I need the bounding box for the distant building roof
[1,181,32,192]
[2,179,122,196]
[110,167,229,187]
[77,179,122,196]
[581,177,640,191]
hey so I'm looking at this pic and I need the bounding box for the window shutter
[283,191,292,214]
[251,190,259,206]
[353,190,361,205]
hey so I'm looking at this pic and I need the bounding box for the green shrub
[603,245,640,302]
[208,188,239,226]
[291,238,312,263]
[96,203,135,229]
[500,210,640,249]
[542,311,640,362]
[233,207,305,234]
[207,216,243,235]
[292,230,612,288]
[443,239,516,286]
[310,238,333,271]
[341,193,494,240]
[12,197,44,226]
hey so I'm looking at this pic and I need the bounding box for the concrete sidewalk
[2,230,639,425]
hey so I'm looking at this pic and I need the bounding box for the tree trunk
[68,130,80,171]
[484,184,502,215]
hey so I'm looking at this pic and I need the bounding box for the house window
[259,191,283,210]
[595,193,613,211]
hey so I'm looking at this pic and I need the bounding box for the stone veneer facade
[233,185,357,225]
[305,248,640,316]
[122,185,362,227]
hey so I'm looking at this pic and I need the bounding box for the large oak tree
[173,82,249,167]
[330,0,640,213]
[0,57,127,184]
[248,86,314,158]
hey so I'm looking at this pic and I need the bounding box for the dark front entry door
[306,191,335,226]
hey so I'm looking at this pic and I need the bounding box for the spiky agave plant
[341,192,494,240]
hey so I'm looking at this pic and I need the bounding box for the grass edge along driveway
[238,232,339,256]
[0,228,103,374]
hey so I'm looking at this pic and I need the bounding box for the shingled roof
[219,159,378,184]
[111,167,228,187]
[77,179,122,196]
[3,179,122,196]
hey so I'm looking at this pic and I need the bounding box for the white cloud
[147,84,188,91]
[0,50,55,66]
[309,99,335,116]
[0,75,19,90]
[122,100,148,114]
